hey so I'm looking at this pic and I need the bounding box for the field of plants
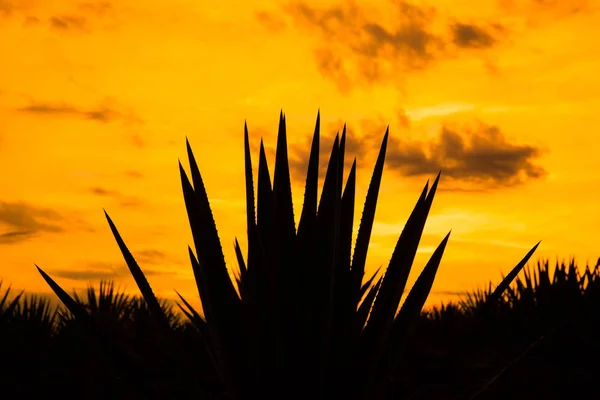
[1,112,596,399]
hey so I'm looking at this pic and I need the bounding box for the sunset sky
[1,0,599,310]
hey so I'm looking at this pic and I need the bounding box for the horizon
[1,0,599,311]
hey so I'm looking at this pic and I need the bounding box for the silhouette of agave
[36,111,540,400]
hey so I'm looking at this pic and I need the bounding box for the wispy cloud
[49,15,88,32]
[88,186,144,208]
[0,201,66,244]
[17,100,146,147]
[17,100,142,124]
[50,260,170,282]
[1,0,120,32]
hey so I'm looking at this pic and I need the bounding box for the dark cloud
[278,1,443,93]
[0,0,16,17]
[17,101,141,124]
[88,186,144,208]
[50,15,87,31]
[90,187,118,196]
[284,118,545,190]
[258,2,509,93]
[0,201,66,244]
[385,123,547,188]
[451,23,499,49]
[0,230,36,244]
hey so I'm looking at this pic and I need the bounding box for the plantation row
[2,258,598,399]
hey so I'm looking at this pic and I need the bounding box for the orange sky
[0,0,599,310]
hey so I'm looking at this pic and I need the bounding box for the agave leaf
[181,153,252,399]
[243,122,261,307]
[373,232,451,391]
[360,266,382,301]
[356,276,383,332]
[271,112,299,373]
[350,128,389,307]
[233,238,247,298]
[174,290,221,378]
[297,110,320,239]
[333,158,356,318]
[337,124,347,202]
[104,211,170,331]
[328,144,355,397]
[243,121,257,236]
[336,157,355,275]
[184,141,240,304]
[315,133,341,351]
[256,139,275,295]
[272,110,296,247]
[486,241,541,306]
[36,265,89,320]
[356,173,440,396]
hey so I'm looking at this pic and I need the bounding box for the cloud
[0,0,120,32]
[0,0,13,16]
[450,23,501,49]
[284,117,545,190]
[499,0,591,20]
[17,101,142,124]
[124,170,144,179]
[50,260,169,282]
[384,122,547,188]
[135,249,182,267]
[257,1,509,93]
[77,1,114,17]
[17,100,145,147]
[88,186,144,208]
[49,15,88,32]
[0,201,66,244]
[279,1,443,93]
[432,290,469,297]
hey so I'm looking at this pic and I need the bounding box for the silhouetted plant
[35,111,539,400]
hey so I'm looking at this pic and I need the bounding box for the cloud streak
[88,186,144,208]
[0,201,66,244]
[49,15,88,32]
[17,101,142,124]
[49,260,169,282]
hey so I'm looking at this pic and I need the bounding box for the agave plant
[36,111,539,400]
